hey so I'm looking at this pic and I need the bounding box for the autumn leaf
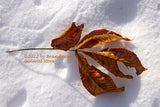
[101,48,147,75]
[82,49,147,79]
[51,22,84,51]
[76,29,131,49]
[82,50,133,79]
[75,51,124,96]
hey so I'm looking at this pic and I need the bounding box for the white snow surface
[0,0,160,107]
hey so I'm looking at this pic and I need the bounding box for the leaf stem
[6,48,56,53]
[6,48,80,53]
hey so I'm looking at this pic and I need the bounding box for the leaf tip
[136,67,148,75]
[145,68,148,71]
[123,37,132,41]
[109,87,125,93]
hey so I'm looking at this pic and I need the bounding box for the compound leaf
[75,51,124,96]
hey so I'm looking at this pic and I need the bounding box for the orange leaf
[101,48,147,75]
[82,50,133,79]
[76,29,131,49]
[75,52,124,96]
[51,22,84,51]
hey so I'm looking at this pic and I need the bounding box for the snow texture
[0,0,160,107]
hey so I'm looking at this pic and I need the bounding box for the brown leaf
[101,48,147,75]
[75,52,124,96]
[76,29,131,49]
[51,22,84,51]
[82,50,133,79]
[82,49,147,79]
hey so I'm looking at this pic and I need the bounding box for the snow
[0,0,160,107]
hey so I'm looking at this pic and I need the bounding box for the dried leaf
[75,52,124,96]
[7,22,147,96]
[82,50,134,79]
[101,48,147,75]
[51,22,84,51]
[76,29,131,49]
